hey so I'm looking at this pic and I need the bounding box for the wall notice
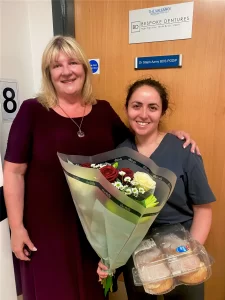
[129,2,194,44]
[0,80,19,121]
[89,59,100,74]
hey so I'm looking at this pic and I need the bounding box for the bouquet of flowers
[81,161,158,208]
[58,147,177,295]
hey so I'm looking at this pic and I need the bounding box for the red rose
[80,163,91,168]
[100,166,119,183]
[119,168,134,180]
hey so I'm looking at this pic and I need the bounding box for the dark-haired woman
[98,78,215,300]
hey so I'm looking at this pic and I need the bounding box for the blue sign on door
[135,54,182,70]
[89,59,100,74]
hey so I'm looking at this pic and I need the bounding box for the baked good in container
[134,242,174,295]
[135,247,162,267]
[169,253,201,275]
[161,235,191,255]
[144,278,174,294]
[179,262,208,284]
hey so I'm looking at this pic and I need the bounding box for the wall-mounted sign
[0,79,19,121]
[135,54,182,70]
[129,2,194,44]
[89,59,100,74]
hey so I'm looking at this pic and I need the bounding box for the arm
[4,161,26,229]
[106,102,130,146]
[3,161,37,261]
[184,153,215,244]
[190,204,212,245]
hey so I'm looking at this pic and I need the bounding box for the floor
[17,282,163,300]
[109,281,128,300]
[18,282,128,300]
[109,281,163,300]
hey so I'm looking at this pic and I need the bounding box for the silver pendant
[77,130,85,138]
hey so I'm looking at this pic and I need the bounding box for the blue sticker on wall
[89,59,100,74]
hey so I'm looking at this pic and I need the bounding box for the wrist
[10,223,25,231]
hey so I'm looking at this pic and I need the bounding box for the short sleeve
[184,154,216,205]
[107,102,130,147]
[4,100,34,163]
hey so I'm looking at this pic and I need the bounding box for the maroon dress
[5,99,129,300]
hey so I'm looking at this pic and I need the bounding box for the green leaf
[112,162,119,168]
[104,276,113,296]
[138,194,158,208]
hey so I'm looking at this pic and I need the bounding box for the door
[74,1,225,299]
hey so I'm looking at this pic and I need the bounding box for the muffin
[169,253,201,275]
[161,235,191,256]
[179,262,208,284]
[144,278,174,295]
[139,261,173,294]
[135,247,162,268]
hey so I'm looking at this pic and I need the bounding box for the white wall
[0,0,53,159]
[0,1,53,298]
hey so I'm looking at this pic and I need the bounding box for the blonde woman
[4,36,199,300]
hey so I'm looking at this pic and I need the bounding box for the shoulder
[163,133,203,168]
[117,138,134,149]
[94,100,121,120]
[165,133,185,147]
[165,134,204,171]
[164,133,192,154]
[96,99,110,106]
[19,98,44,112]
[18,98,48,118]
[95,100,114,111]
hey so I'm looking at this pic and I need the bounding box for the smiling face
[49,51,85,98]
[126,85,163,137]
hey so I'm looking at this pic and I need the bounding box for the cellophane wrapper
[58,148,177,289]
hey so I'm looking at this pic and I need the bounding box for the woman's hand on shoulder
[169,130,201,155]
[11,225,37,261]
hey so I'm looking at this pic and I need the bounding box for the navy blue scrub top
[117,133,216,225]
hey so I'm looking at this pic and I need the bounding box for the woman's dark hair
[125,78,169,115]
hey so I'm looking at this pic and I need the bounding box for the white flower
[124,176,131,182]
[133,192,138,197]
[119,171,126,176]
[132,188,138,194]
[131,180,138,186]
[114,182,123,189]
[125,188,132,195]
[99,164,107,168]
[133,172,156,192]
[138,187,145,194]
[119,185,126,191]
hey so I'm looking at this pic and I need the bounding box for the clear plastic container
[132,224,214,295]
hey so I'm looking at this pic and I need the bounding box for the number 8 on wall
[0,80,19,121]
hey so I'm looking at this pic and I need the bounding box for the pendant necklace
[57,104,86,138]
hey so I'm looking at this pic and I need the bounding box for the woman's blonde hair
[38,35,96,109]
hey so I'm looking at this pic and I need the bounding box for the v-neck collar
[130,133,169,159]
